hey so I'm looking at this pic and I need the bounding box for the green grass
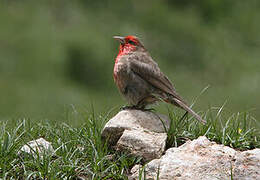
[166,106,259,150]
[0,107,259,179]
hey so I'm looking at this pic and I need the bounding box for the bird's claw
[120,105,156,112]
[141,108,156,112]
[120,105,133,110]
[120,105,141,110]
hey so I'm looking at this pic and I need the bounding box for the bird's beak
[113,36,125,44]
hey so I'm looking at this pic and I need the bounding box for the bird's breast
[113,62,126,80]
[113,57,129,92]
[114,55,128,78]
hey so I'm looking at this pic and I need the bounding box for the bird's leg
[120,105,136,110]
[135,99,156,112]
[120,104,155,112]
[133,106,156,112]
[120,96,157,112]
[120,104,146,110]
[141,108,156,112]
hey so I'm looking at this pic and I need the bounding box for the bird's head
[113,35,145,55]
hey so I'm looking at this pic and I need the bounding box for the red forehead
[125,35,138,42]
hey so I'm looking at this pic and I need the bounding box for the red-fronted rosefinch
[113,35,206,124]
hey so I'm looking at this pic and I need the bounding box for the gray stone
[117,129,167,162]
[233,148,260,180]
[101,110,169,145]
[101,109,170,161]
[130,136,260,180]
[19,138,54,158]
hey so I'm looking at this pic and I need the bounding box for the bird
[113,35,206,124]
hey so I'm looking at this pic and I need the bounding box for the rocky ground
[19,109,259,179]
[101,110,260,180]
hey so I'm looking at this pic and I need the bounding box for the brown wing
[127,52,205,124]
[128,53,186,103]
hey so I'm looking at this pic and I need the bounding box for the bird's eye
[128,40,136,45]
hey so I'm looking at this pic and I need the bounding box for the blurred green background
[0,0,259,125]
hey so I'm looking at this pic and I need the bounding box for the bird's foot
[120,105,155,112]
[141,108,156,112]
[120,105,137,110]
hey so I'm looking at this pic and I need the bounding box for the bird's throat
[118,44,136,57]
[113,44,136,81]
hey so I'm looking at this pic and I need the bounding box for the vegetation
[0,107,259,179]
[0,1,259,178]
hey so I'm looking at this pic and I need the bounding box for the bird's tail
[169,96,206,124]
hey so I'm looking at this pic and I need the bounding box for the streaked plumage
[113,35,206,124]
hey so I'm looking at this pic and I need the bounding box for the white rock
[19,138,54,158]
[117,129,167,161]
[233,148,260,180]
[130,136,260,180]
[101,109,170,161]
